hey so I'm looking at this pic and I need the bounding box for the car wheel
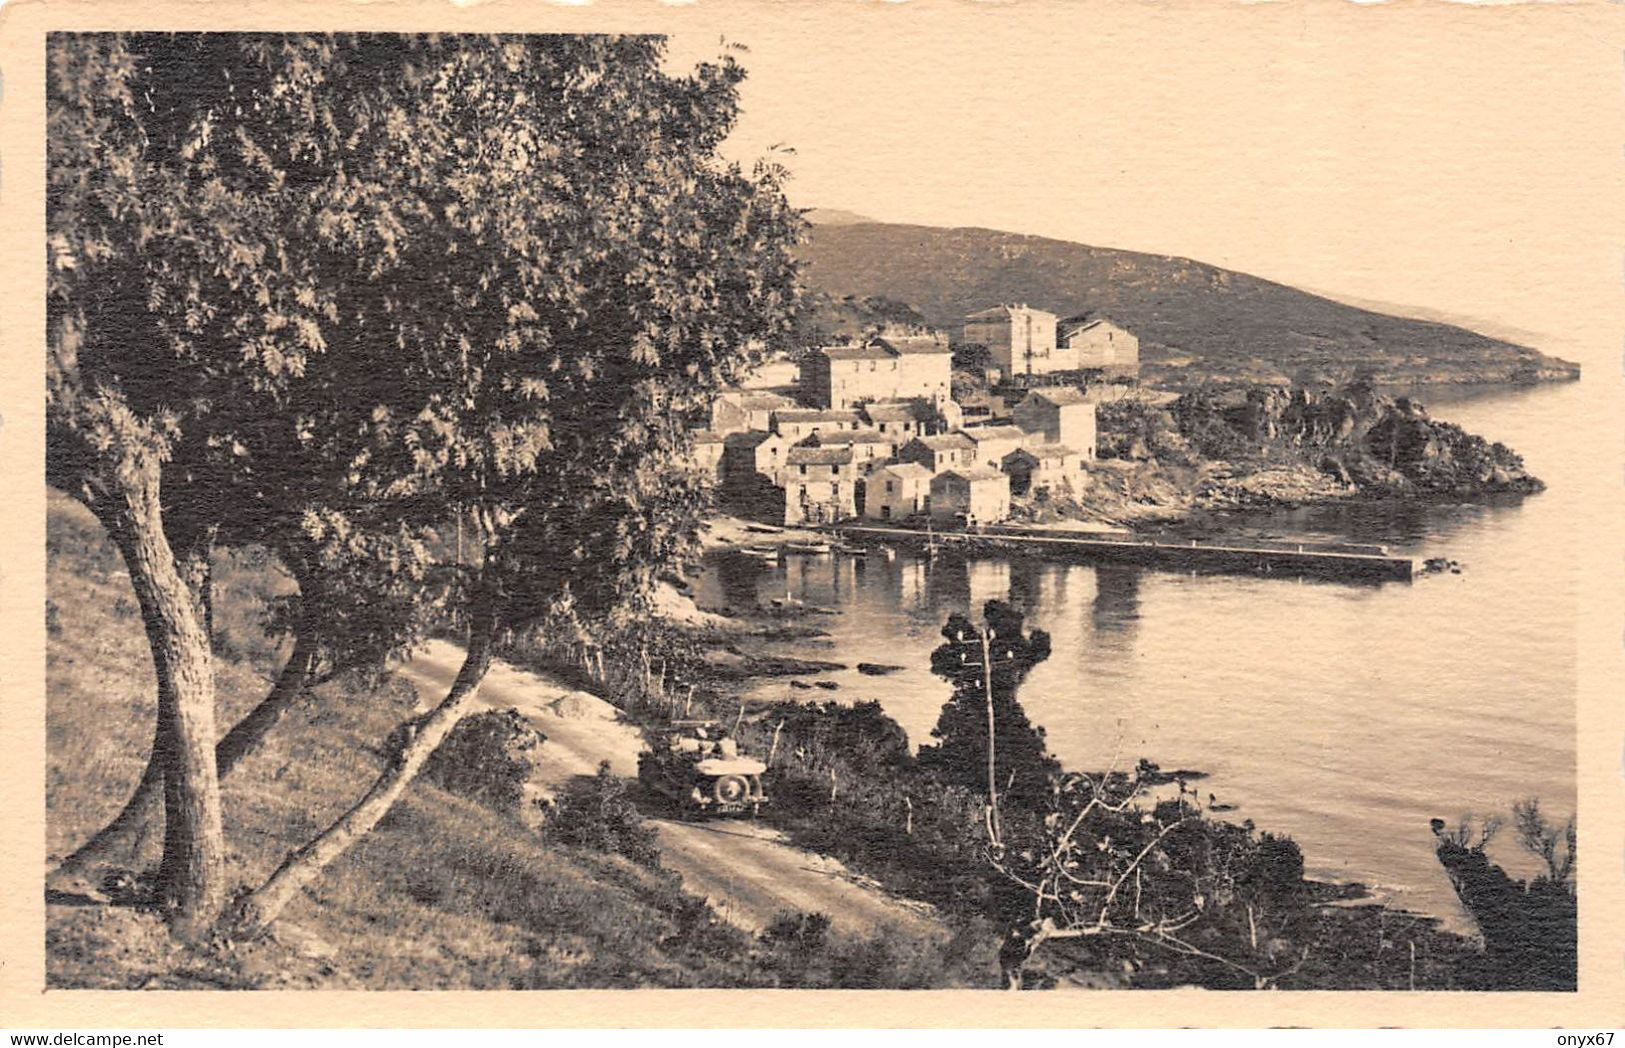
[712,774,750,806]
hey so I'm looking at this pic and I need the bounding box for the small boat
[740,544,781,561]
[832,542,867,557]
[785,540,832,556]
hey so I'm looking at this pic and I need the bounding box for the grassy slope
[798,223,1580,387]
[44,489,911,990]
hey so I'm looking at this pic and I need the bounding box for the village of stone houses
[696,305,1133,531]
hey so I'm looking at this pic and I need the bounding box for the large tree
[49,524,439,890]
[51,33,799,936]
[48,33,471,927]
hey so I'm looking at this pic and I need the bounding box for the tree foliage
[48,31,803,935]
[224,33,803,933]
[1431,800,1576,990]
[918,601,1058,809]
[420,708,546,816]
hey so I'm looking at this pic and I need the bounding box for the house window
[881,505,891,520]
[886,481,894,494]
[799,464,807,475]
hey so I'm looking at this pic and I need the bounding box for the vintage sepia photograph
[21,3,1618,1014]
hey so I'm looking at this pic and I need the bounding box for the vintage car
[637,720,768,816]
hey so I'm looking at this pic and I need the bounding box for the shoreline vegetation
[505,583,1575,990]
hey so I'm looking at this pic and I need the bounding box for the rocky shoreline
[1031,380,1545,531]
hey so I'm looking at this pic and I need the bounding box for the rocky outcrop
[1167,381,1543,499]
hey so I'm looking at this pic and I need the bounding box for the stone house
[1057,316,1140,375]
[863,462,934,522]
[719,430,792,522]
[929,468,1011,526]
[1012,387,1097,458]
[963,304,1061,378]
[1003,444,1083,496]
[896,432,977,475]
[802,336,952,410]
[783,444,856,525]
[962,424,1029,471]
[802,342,894,410]
[861,399,960,440]
[806,428,899,473]
[721,430,791,486]
[686,430,728,481]
[711,389,794,435]
[888,339,953,406]
[771,407,863,443]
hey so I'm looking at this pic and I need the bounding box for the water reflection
[1091,567,1141,637]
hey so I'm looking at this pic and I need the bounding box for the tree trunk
[100,472,227,938]
[980,627,1001,843]
[232,611,497,937]
[49,630,318,888]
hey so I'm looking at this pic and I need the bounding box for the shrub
[545,761,661,867]
[420,708,546,816]
[1432,799,1576,990]
[760,911,832,954]
[917,601,1058,809]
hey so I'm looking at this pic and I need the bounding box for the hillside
[798,223,1580,388]
[43,491,976,990]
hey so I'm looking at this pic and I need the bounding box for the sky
[662,2,1623,367]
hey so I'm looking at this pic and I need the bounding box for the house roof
[1011,443,1078,461]
[872,461,933,481]
[1059,314,1126,333]
[691,430,727,445]
[934,467,1007,485]
[912,432,976,451]
[774,408,862,425]
[816,428,895,446]
[819,342,895,362]
[719,390,794,410]
[724,430,784,450]
[964,424,1026,444]
[787,445,854,466]
[862,400,930,422]
[888,337,951,355]
[965,304,1057,323]
[1023,387,1091,407]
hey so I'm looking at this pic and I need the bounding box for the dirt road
[395,640,938,938]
